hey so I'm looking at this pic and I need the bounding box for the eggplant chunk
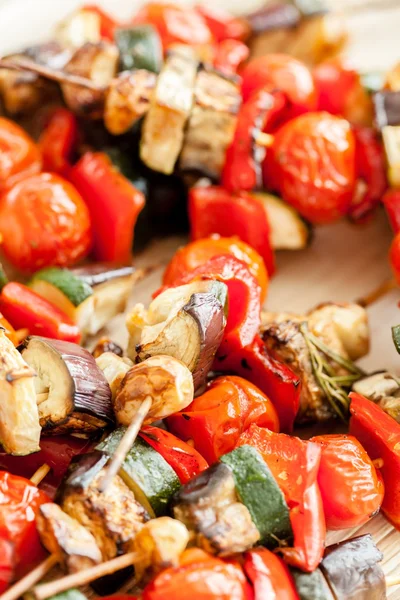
[133,517,189,579]
[126,281,227,390]
[61,41,119,118]
[59,452,149,560]
[96,352,133,399]
[321,534,386,600]
[104,70,157,135]
[37,503,102,573]
[0,330,40,455]
[173,462,260,556]
[140,49,198,174]
[0,68,53,116]
[22,336,113,435]
[353,372,400,422]
[55,8,102,48]
[114,355,194,425]
[180,69,241,179]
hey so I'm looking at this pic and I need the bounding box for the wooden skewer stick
[357,277,397,308]
[32,551,142,600]
[30,463,51,486]
[0,57,105,91]
[386,575,400,587]
[1,554,58,600]
[99,396,152,493]
[255,132,275,148]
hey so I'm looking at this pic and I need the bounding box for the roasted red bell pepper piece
[160,254,261,356]
[0,472,50,579]
[143,548,252,600]
[350,392,400,529]
[0,282,81,343]
[189,186,275,277]
[214,335,301,433]
[244,548,299,600]
[0,537,14,595]
[237,424,325,572]
[0,435,93,499]
[348,126,387,222]
[69,152,145,263]
[139,425,208,484]
[222,89,288,196]
[383,188,400,233]
[195,5,250,42]
[390,231,400,284]
[167,375,279,464]
[214,40,249,76]
[38,108,78,176]
[83,5,119,40]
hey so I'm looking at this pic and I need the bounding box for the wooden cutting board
[1,0,400,595]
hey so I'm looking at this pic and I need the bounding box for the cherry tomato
[390,231,400,285]
[313,59,373,126]
[241,54,317,114]
[0,537,14,594]
[0,117,42,194]
[0,173,92,272]
[311,434,384,530]
[271,112,356,224]
[163,236,269,302]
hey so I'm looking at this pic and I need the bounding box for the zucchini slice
[97,430,181,518]
[30,267,93,308]
[220,445,292,548]
[114,25,162,73]
[290,568,335,600]
[254,192,312,250]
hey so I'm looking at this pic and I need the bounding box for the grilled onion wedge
[22,336,113,435]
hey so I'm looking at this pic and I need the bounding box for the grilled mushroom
[173,462,260,555]
[0,330,41,455]
[59,452,149,560]
[22,336,114,434]
[179,69,241,179]
[140,48,198,174]
[96,352,133,399]
[37,503,102,573]
[126,280,227,390]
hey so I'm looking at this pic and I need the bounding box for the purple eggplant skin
[70,264,135,288]
[320,534,386,600]
[373,91,400,129]
[56,451,109,499]
[183,291,226,392]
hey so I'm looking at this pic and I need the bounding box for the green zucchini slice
[220,445,293,548]
[392,324,400,354]
[114,24,162,73]
[98,429,180,518]
[30,267,93,307]
[290,568,335,600]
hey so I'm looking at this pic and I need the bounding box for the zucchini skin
[30,267,93,307]
[114,25,162,73]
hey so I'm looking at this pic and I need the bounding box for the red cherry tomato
[271,112,356,224]
[311,434,384,530]
[0,117,42,194]
[0,537,14,594]
[241,54,317,114]
[0,173,92,272]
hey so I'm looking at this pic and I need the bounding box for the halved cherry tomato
[244,548,299,600]
[313,58,373,126]
[167,375,279,464]
[39,108,78,176]
[0,117,42,194]
[163,237,269,302]
[0,173,92,272]
[240,54,317,114]
[271,112,356,224]
[311,434,384,530]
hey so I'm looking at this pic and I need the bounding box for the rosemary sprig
[300,322,365,422]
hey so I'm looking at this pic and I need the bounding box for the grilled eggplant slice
[30,265,137,341]
[0,330,40,455]
[254,193,312,250]
[37,503,102,572]
[320,534,386,600]
[353,372,400,422]
[140,49,198,174]
[104,70,157,135]
[55,8,102,48]
[180,69,241,180]
[59,451,148,560]
[173,462,260,556]
[22,336,113,434]
[127,281,227,390]
[96,352,132,399]
[61,41,119,118]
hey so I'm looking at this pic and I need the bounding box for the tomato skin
[0,472,50,579]
[244,548,299,600]
[311,434,384,530]
[241,54,317,113]
[271,112,356,224]
[0,537,14,594]
[0,117,42,194]
[39,108,78,176]
[163,237,269,302]
[390,231,400,285]
[0,173,92,272]
[213,40,249,76]
[383,189,400,234]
